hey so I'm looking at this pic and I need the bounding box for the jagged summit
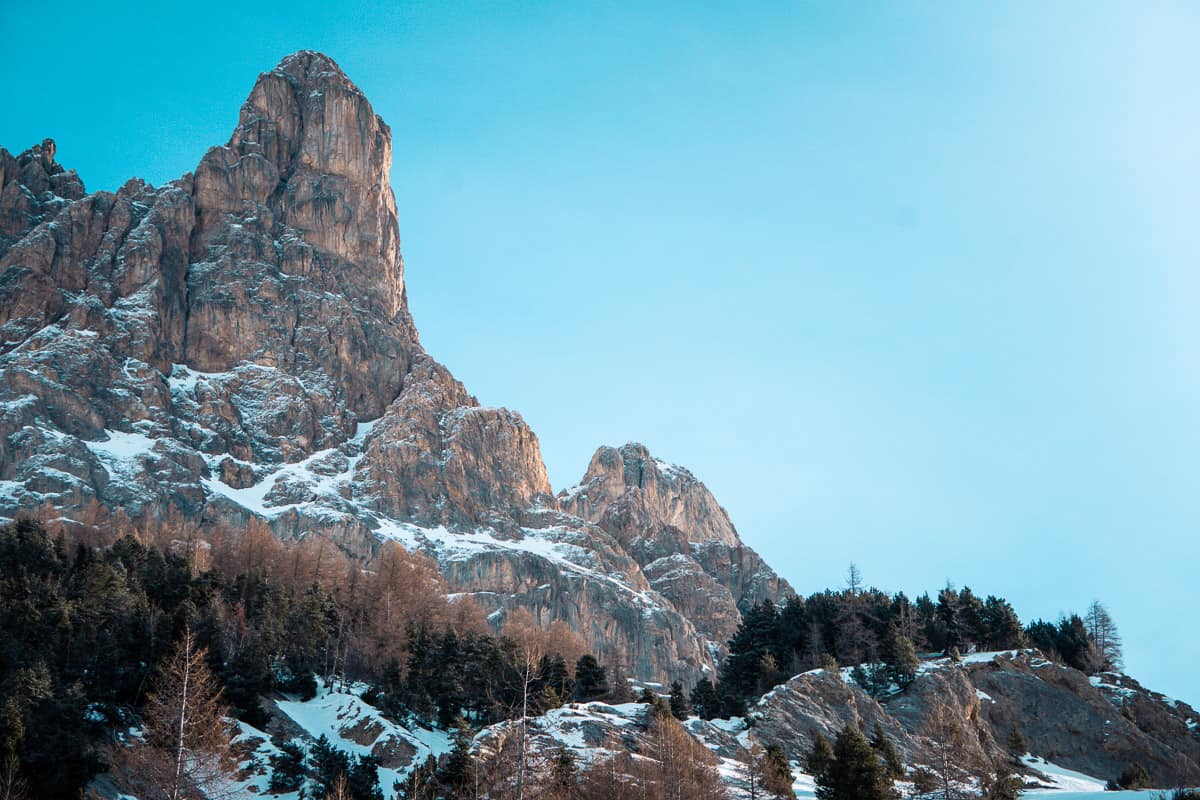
[0,52,789,683]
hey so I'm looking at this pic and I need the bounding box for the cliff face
[752,652,1200,789]
[0,51,790,684]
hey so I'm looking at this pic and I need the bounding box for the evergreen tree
[882,624,919,689]
[438,716,476,798]
[605,662,635,704]
[690,679,722,720]
[267,737,306,793]
[541,654,573,702]
[815,725,891,800]
[720,600,781,701]
[981,596,1025,650]
[936,586,962,655]
[762,742,797,799]
[983,765,1024,800]
[668,681,689,720]
[1114,762,1150,790]
[1056,615,1103,674]
[1005,725,1027,757]
[346,755,385,800]
[805,732,835,778]
[871,724,904,779]
[573,655,608,701]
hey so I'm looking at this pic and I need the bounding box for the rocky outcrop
[0,51,790,685]
[751,652,1200,788]
[562,443,792,650]
[754,669,917,760]
[965,654,1200,787]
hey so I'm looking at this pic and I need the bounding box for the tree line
[0,517,635,798]
[695,564,1122,716]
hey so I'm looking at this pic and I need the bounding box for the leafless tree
[1085,601,1123,671]
[110,629,237,800]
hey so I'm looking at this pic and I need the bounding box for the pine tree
[346,755,384,800]
[668,681,689,720]
[936,586,962,655]
[762,742,797,798]
[605,661,635,704]
[573,655,608,702]
[690,679,722,720]
[438,716,476,798]
[871,724,904,779]
[981,596,1025,650]
[1005,725,1027,757]
[805,732,835,778]
[1115,762,1150,790]
[267,736,306,793]
[883,624,919,689]
[111,629,237,800]
[815,725,891,800]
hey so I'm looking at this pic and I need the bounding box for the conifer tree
[1005,725,1027,757]
[438,716,476,799]
[111,629,236,800]
[267,736,306,793]
[871,724,904,779]
[690,679,722,720]
[573,655,608,702]
[815,725,891,800]
[805,732,835,778]
[762,742,797,799]
[882,624,920,688]
[668,681,689,720]
[605,661,635,704]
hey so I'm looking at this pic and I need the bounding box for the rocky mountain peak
[0,50,790,683]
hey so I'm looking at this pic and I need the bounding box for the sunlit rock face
[0,51,791,684]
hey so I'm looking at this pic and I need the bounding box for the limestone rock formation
[0,51,789,684]
[751,652,1200,788]
[563,442,793,651]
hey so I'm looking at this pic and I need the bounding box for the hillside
[0,51,1196,800]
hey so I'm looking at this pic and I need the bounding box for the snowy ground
[225,675,1193,800]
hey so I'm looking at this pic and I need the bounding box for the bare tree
[111,629,237,800]
[1085,601,1123,671]
[502,609,556,800]
[0,751,29,800]
[919,699,987,800]
[846,563,863,596]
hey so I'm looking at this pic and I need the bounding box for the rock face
[563,443,793,652]
[752,652,1200,788]
[0,51,790,684]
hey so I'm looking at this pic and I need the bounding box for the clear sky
[2,2,1197,705]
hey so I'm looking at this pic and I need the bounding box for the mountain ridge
[0,50,788,684]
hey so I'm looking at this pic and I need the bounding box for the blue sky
[2,2,1197,705]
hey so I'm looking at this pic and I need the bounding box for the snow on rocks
[271,677,452,793]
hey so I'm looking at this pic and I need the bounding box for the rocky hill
[0,50,789,684]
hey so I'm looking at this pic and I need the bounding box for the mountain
[0,50,789,684]
[3,51,1198,798]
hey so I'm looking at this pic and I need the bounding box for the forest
[0,517,1122,800]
